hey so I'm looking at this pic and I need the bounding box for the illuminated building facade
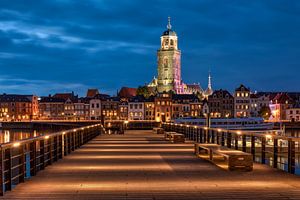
[234,84,251,117]
[208,89,234,118]
[154,93,172,122]
[0,94,39,121]
[269,93,293,121]
[128,96,145,120]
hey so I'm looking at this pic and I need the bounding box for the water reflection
[0,129,52,144]
[285,129,300,137]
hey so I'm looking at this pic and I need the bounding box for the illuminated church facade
[148,17,213,97]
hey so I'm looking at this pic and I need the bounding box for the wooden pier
[1,130,300,199]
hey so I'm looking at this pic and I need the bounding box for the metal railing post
[30,141,37,176]
[251,136,255,161]
[49,138,53,165]
[19,144,25,183]
[4,148,12,191]
[242,135,247,152]
[0,148,4,196]
[288,140,295,174]
[221,132,225,146]
[273,138,278,169]
[261,137,266,164]
[40,140,45,170]
[234,135,239,150]
[227,132,232,148]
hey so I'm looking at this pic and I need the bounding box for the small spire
[167,16,172,30]
[208,70,212,90]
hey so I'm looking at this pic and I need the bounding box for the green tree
[136,86,150,98]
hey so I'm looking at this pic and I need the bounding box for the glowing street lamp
[13,142,20,147]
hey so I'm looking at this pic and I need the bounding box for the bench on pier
[164,131,174,140]
[194,143,253,171]
[165,132,185,143]
[170,133,185,143]
[153,127,164,134]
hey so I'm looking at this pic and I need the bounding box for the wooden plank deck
[2,130,300,199]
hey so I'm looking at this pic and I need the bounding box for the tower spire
[208,70,212,90]
[167,16,172,30]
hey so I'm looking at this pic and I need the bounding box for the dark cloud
[0,0,299,96]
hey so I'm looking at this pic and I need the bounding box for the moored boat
[174,117,274,130]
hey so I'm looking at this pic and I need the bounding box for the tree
[259,106,271,120]
[136,86,150,98]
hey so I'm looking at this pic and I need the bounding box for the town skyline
[1,1,300,96]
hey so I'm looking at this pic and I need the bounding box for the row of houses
[0,86,299,122]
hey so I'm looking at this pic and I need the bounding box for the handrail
[162,122,299,175]
[0,124,102,149]
[163,122,300,142]
[0,123,104,196]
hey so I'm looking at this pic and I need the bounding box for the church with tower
[148,17,213,98]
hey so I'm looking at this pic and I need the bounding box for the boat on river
[174,117,274,130]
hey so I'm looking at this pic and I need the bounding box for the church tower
[157,17,183,94]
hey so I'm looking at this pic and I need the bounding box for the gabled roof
[118,87,137,98]
[257,92,300,102]
[235,84,250,92]
[185,84,203,93]
[86,89,99,98]
[209,89,233,99]
[271,93,294,104]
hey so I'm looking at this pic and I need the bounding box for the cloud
[0,76,89,96]
[0,0,300,95]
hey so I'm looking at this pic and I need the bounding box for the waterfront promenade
[2,130,300,200]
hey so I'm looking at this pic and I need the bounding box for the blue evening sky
[0,0,299,96]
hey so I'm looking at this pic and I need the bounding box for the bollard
[288,140,295,174]
[273,138,278,169]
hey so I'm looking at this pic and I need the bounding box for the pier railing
[162,122,300,175]
[0,123,104,196]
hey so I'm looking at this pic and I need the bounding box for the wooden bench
[164,131,175,140]
[194,143,253,171]
[164,132,185,143]
[169,133,185,143]
[153,127,164,134]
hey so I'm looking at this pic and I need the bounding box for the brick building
[0,94,39,121]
